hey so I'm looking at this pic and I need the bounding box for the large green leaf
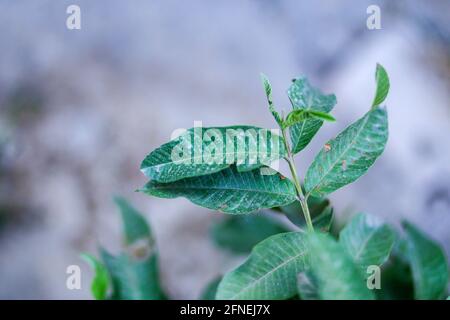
[216,232,309,299]
[304,106,388,197]
[307,232,375,300]
[141,165,297,214]
[141,126,286,183]
[210,214,290,253]
[340,213,395,272]
[80,253,109,300]
[372,64,390,107]
[288,77,337,154]
[402,221,449,300]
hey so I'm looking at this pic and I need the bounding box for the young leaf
[283,109,336,129]
[297,271,319,300]
[199,276,222,300]
[372,64,390,107]
[80,253,109,300]
[402,221,449,300]
[260,73,283,126]
[307,232,375,300]
[141,165,297,214]
[210,214,290,253]
[140,126,286,183]
[216,232,309,299]
[100,248,166,300]
[114,196,151,246]
[288,77,337,154]
[340,213,395,272]
[304,106,388,197]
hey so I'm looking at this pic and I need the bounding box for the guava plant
[84,65,449,300]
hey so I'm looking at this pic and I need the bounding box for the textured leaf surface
[372,64,390,107]
[340,213,395,272]
[142,166,297,214]
[261,74,283,126]
[216,232,309,299]
[211,214,290,253]
[288,77,336,154]
[81,253,109,300]
[141,126,285,183]
[402,221,449,300]
[305,107,388,197]
[297,271,319,300]
[308,232,375,300]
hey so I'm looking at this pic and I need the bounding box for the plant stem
[280,127,314,232]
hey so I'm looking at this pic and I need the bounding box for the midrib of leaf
[229,248,308,299]
[147,184,293,198]
[307,112,371,196]
[352,228,381,263]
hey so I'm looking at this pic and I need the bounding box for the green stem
[280,127,314,232]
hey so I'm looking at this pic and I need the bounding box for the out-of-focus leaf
[114,196,151,246]
[340,213,395,272]
[100,248,166,300]
[372,64,390,107]
[376,254,414,300]
[140,126,286,182]
[304,106,388,198]
[216,232,309,299]
[402,221,449,300]
[80,253,109,300]
[199,276,222,300]
[297,271,319,300]
[307,232,375,300]
[210,214,290,253]
[288,77,337,154]
[142,165,297,214]
[99,198,166,300]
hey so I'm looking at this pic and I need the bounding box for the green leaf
[199,276,222,300]
[80,253,109,300]
[141,165,297,214]
[304,106,388,197]
[99,198,166,300]
[288,77,337,154]
[377,253,414,300]
[372,64,390,107]
[283,109,335,130]
[297,271,319,300]
[114,196,151,246]
[100,248,166,300]
[141,126,286,183]
[216,232,309,299]
[276,196,332,231]
[261,73,283,126]
[340,213,395,272]
[307,232,375,300]
[210,214,290,253]
[402,221,449,300]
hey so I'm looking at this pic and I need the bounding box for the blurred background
[0,0,449,299]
